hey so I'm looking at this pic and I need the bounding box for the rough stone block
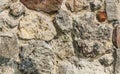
[0,35,19,60]
[20,0,63,12]
[114,49,120,74]
[106,0,117,21]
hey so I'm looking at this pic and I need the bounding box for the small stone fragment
[73,14,113,58]
[20,0,63,12]
[112,25,120,48]
[9,2,25,17]
[0,0,11,12]
[77,59,111,74]
[54,10,73,32]
[18,13,56,41]
[0,35,19,60]
[90,1,101,11]
[99,54,113,67]
[19,40,56,74]
[77,40,106,57]
[97,11,107,22]
[0,10,19,28]
[65,0,88,12]
[50,34,74,59]
[114,48,120,74]
[58,61,79,74]
[96,25,112,41]
[106,0,117,21]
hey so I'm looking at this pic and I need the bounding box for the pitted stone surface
[0,0,118,74]
[18,12,57,41]
[0,35,19,60]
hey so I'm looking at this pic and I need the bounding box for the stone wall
[0,0,120,74]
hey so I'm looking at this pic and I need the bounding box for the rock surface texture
[0,0,119,74]
[20,0,63,12]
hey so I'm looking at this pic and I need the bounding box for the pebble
[97,11,107,22]
[9,2,25,17]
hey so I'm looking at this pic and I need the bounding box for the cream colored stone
[18,12,57,41]
[65,0,88,12]
[50,33,74,59]
[1,66,15,74]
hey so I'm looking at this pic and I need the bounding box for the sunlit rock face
[20,0,63,12]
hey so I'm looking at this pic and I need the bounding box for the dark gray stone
[72,14,113,58]
[10,2,25,17]
[19,40,55,74]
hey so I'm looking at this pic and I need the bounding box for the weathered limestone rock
[0,0,11,12]
[99,54,113,67]
[77,40,107,57]
[0,66,15,74]
[57,59,113,74]
[18,12,56,41]
[117,1,120,23]
[54,10,73,32]
[0,35,19,60]
[73,13,113,58]
[114,48,120,74]
[90,0,102,11]
[57,61,79,74]
[77,59,113,74]
[9,2,25,17]
[113,25,120,48]
[19,40,56,74]
[0,66,16,74]
[20,0,63,12]
[65,0,89,12]
[96,25,112,41]
[106,0,117,21]
[0,0,117,74]
[50,33,74,59]
[0,10,19,28]
[0,63,22,74]
[73,12,95,40]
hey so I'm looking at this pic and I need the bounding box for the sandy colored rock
[18,12,56,41]
[0,0,11,12]
[73,13,113,57]
[0,0,117,74]
[77,59,113,74]
[0,10,19,29]
[19,40,56,74]
[57,61,79,74]
[114,48,120,74]
[106,0,117,21]
[65,0,88,12]
[9,2,25,17]
[0,35,19,60]
[50,33,74,59]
